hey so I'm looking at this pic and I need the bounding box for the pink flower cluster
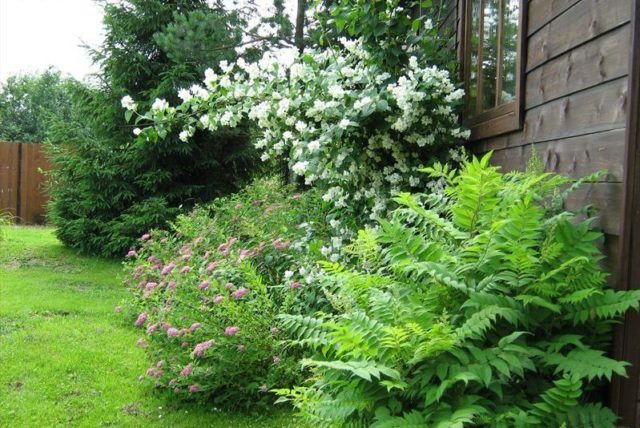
[192,339,216,357]
[161,262,175,276]
[272,238,290,251]
[143,281,159,298]
[146,367,163,378]
[224,326,240,336]
[134,312,148,327]
[231,287,249,299]
[198,281,210,291]
[218,237,238,257]
[189,322,201,331]
[180,363,193,376]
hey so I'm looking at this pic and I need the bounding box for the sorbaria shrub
[275,154,640,427]
[122,177,354,407]
[126,38,468,220]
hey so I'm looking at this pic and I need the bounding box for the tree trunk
[295,0,306,53]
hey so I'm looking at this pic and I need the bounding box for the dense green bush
[122,178,353,407]
[275,155,640,427]
[46,0,261,257]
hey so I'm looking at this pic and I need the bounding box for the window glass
[481,0,499,111]
[468,0,481,116]
[467,0,519,116]
[500,0,519,103]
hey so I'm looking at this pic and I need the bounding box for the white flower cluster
[132,39,466,216]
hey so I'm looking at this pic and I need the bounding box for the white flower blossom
[178,89,192,102]
[292,161,309,175]
[151,98,169,112]
[121,95,136,111]
[138,39,466,217]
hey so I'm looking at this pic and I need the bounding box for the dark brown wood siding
[441,0,636,424]
[447,0,630,280]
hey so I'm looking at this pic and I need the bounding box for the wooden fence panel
[0,143,20,218]
[20,143,50,224]
[0,142,50,224]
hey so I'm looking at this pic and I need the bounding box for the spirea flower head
[180,266,191,274]
[198,281,210,291]
[224,326,240,336]
[213,295,224,304]
[231,287,248,299]
[167,327,180,337]
[140,233,151,241]
[161,262,175,276]
[224,282,234,290]
[134,312,148,327]
[188,384,199,393]
[272,238,289,250]
[192,339,215,357]
[189,322,201,332]
[180,363,193,376]
[290,281,302,289]
[206,261,218,272]
[126,250,137,258]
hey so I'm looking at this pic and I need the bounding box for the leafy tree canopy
[0,68,80,143]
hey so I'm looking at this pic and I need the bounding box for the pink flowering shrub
[122,177,349,407]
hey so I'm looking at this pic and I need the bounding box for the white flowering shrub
[127,39,467,217]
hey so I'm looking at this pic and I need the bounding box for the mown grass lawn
[0,226,301,427]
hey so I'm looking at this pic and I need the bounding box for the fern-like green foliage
[276,154,640,427]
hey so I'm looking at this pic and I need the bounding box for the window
[462,0,526,140]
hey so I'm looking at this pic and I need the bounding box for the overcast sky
[0,0,104,83]
[0,0,297,84]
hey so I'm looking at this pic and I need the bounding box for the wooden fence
[0,142,50,224]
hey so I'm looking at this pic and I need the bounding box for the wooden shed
[436,0,640,425]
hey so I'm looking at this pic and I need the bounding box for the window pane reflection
[501,0,519,103]
[481,0,498,110]
[468,0,481,117]
[467,0,519,116]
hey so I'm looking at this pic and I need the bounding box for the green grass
[0,226,302,427]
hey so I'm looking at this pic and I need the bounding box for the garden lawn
[0,226,301,427]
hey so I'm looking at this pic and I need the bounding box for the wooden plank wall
[440,0,636,423]
[444,0,632,285]
[0,142,50,224]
